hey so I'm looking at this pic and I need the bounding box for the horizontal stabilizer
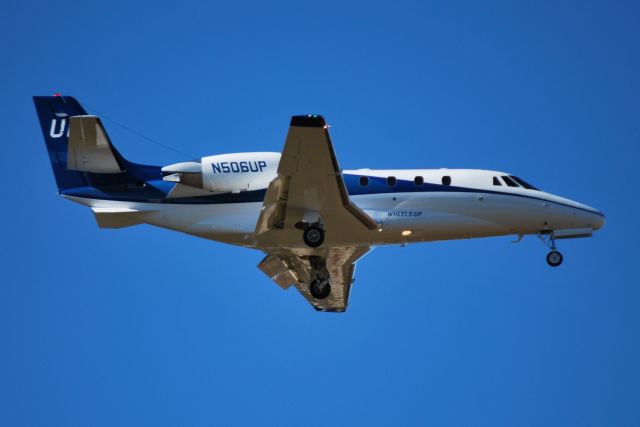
[91,207,147,229]
[68,116,124,173]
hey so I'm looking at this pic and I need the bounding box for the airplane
[34,95,605,312]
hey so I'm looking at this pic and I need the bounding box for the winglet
[290,115,326,128]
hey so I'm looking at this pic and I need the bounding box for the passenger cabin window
[359,176,369,187]
[510,176,540,190]
[442,176,451,186]
[387,176,397,187]
[414,176,424,186]
[493,176,502,186]
[501,176,520,187]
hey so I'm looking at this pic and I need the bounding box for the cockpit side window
[501,176,520,187]
[359,176,369,187]
[510,176,540,190]
[493,176,502,186]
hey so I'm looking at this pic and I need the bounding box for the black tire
[310,279,331,299]
[546,250,563,267]
[303,226,325,248]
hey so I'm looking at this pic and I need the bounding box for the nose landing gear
[546,250,563,267]
[538,233,563,267]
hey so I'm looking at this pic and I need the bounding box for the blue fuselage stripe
[60,174,603,217]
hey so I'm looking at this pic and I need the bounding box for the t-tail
[33,95,160,192]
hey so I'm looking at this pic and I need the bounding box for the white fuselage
[65,167,605,249]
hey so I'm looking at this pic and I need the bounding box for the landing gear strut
[310,278,331,299]
[539,233,563,267]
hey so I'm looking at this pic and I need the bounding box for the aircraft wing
[254,115,377,311]
[254,115,378,248]
[258,246,371,312]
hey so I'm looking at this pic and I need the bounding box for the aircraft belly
[65,196,262,241]
[153,202,263,234]
[351,192,554,243]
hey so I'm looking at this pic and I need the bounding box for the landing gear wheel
[309,279,331,299]
[303,226,325,248]
[546,250,563,267]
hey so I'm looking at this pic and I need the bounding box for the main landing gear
[310,277,331,299]
[538,233,563,267]
[302,225,325,248]
[300,224,330,299]
[308,256,331,300]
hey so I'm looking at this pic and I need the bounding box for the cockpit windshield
[509,176,540,191]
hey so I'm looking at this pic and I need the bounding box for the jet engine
[162,152,280,193]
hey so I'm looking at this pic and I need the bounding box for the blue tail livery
[33,95,160,192]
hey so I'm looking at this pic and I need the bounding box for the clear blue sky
[1,1,638,425]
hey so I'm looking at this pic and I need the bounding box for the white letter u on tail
[49,119,66,138]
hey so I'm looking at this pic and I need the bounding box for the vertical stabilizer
[33,95,89,190]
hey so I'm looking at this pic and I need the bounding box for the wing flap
[257,254,297,289]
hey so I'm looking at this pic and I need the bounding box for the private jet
[34,95,605,312]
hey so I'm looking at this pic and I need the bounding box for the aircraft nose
[591,210,605,230]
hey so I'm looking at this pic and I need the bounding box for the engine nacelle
[201,152,280,192]
[163,152,280,193]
